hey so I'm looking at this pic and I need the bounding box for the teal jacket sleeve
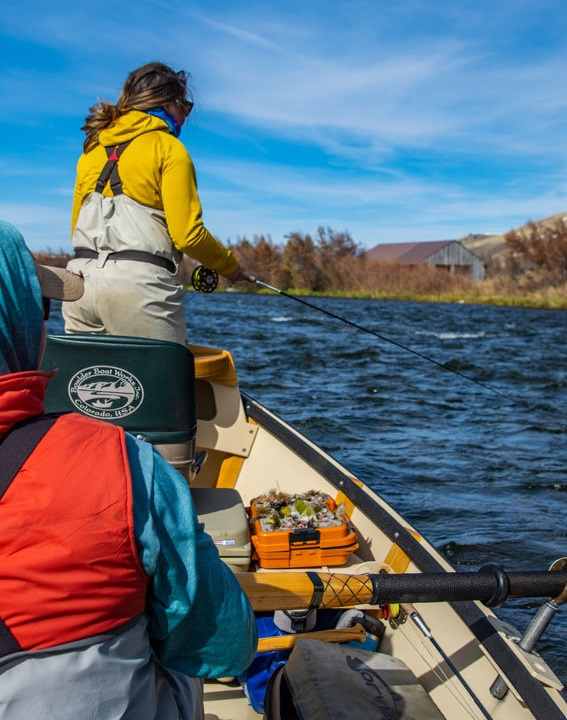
[125,433,257,678]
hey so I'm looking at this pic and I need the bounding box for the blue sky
[2,0,567,250]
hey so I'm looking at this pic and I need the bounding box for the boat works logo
[68,365,144,419]
[345,655,402,715]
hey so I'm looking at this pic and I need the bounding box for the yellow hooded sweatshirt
[71,111,238,277]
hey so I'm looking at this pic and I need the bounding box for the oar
[237,568,567,612]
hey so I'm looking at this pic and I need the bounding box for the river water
[49,293,567,682]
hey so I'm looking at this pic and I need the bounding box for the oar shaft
[237,570,567,612]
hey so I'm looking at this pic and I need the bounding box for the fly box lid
[191,488,251,568]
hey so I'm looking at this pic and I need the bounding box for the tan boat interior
[185,346,565,720]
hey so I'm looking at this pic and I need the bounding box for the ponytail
[81,102,121,153]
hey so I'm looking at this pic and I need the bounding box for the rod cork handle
[237,572,375,612]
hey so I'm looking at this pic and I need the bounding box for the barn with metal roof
[366,240,485,281]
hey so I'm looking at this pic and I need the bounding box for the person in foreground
[0,220,257,719]
[64,61,246,344]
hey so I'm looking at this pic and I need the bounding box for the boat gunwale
[241,392,566,720]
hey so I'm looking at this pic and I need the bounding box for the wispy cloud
[200,157,453,207]
[4,1,567,158]
[198,156,567,244]
[2,0,567,249]
[194,14,281,51]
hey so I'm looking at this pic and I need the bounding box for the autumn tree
[505,218,567,286]
[229,235,287,286]
[314,227,365,290]
[282,232,324,290]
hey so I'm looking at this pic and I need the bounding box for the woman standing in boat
[64,61,244,344]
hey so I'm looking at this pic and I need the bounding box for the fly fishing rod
[191,266,507,399]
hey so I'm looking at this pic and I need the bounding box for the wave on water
[415,330,486,340]
[520,481,567,492]
[270,315,293,322]
[331,348,381,361]
[439,539,544,565]
[439,331,486,340]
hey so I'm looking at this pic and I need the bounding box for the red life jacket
[0,371,148,654]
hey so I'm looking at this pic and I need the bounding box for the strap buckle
[96,250,110,269]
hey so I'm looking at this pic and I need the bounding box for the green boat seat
[41,334,196,474]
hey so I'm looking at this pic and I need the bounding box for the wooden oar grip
[257,624,366,652]
[237,572,374,612]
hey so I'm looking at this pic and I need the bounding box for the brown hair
[81,62,190,152]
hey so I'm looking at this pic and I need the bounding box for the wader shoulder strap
[94,140,133,196]
[0,414,58,657]
[0,415,59,502]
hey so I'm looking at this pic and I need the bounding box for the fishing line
[190,266,508,399]
[247,276,509,400]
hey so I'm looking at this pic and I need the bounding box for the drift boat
[42,333,567,720]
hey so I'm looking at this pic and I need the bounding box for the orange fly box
[250,495,359,569]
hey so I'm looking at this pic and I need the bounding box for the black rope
[249,276,509,400]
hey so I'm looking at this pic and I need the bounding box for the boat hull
[199,389,566,720]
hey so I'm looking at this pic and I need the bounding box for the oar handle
[238,569,567,612]
[371,569,567,606]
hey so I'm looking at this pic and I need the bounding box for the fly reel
[191,265,219,293]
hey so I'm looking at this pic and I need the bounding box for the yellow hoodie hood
[98,110,170,146]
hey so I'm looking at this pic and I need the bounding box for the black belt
[74,248,176,274]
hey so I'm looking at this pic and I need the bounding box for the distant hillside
[461,211,567,263]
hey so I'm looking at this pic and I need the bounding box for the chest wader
[74,141,177,274]
[64,138,187,345]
